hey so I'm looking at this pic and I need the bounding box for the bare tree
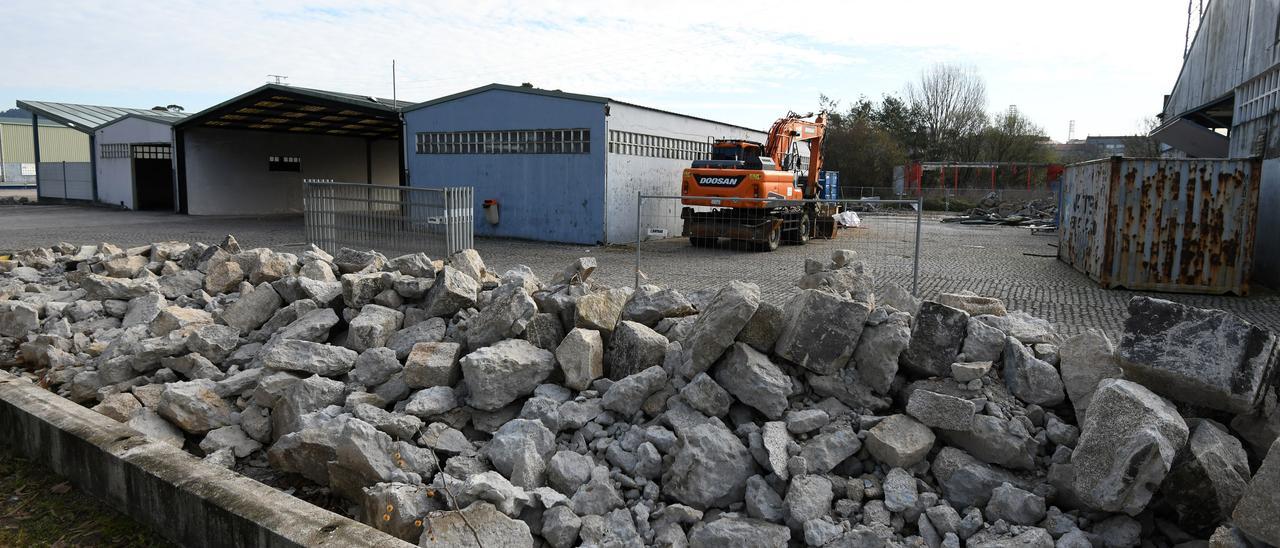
[1122,116,1164,157]
[906,64,988,160]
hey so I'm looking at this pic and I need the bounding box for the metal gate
[303,180,474,259]
[36,161,93,201]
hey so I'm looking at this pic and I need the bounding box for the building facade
[0,116,89,184]
[403,84,765,245]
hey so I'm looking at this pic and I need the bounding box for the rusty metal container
[1059,156,1261,295]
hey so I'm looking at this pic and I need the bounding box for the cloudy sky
[4,0,1193,141]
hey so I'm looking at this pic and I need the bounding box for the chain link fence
[634,195,922,302]
[303,180,474,259]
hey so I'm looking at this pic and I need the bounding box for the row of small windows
[608,130,711,161]
[415,129,591,155]
[100,144,172,160]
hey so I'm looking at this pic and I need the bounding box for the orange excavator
[680,111,836,251]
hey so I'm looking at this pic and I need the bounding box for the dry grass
[0,454,172,547]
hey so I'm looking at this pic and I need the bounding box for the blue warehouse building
[402,84,765,245]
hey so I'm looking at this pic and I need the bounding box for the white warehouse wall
[94,117,174,209]
[604,102,766,244]
[183,128,399,215]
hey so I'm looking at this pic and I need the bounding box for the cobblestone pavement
[3,204,1277,339]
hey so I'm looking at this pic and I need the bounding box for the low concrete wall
[0,371,412,548]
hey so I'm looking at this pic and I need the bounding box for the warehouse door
[132,144,174,211]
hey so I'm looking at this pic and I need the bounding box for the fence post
[913,195,923,296]
[634,192,642,289]
[62,161,68,201]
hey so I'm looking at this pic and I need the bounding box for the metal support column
[31,113,42,199]
[913,196,923,296]
[634,192,642,289]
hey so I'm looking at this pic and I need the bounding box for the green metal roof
[14,100,188,133]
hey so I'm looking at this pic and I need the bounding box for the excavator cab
[691,140,777,171]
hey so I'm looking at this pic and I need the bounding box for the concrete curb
[0,370,414,548]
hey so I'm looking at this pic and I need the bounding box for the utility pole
[1068,120,1076,142]
[267,74,289,85]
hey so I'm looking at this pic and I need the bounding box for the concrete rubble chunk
[939,414,1037,470]
[1232,438,1280,545]
[604,320,668,379]
[784,474,833,529]
[449,249,490,284]
[761,421,793,479]
[931,446,1026,508]
[127,407,186,447]
[688,516,790,548]
[487,419,556,489]
[900,301,969,377]
[261,338,358,376]
[679,280,760,378]
[122,293,167,329]
[985,482,1045,526]
[774,289,871,375]
[345,304,403,352]
[349,347,402,387]
[851,308,912,394]
[157,379,239,434]
[199,424,262,458]
[404,341,462,388]
[976,310,1054,344]
[362,482,439,542]
[1002,336,1066,406]
[1161,419,1252,534]
[1059,329,1122,424]
[219,282,282,335]
[389,252,436,278]
[404,386,457,417]
[951,361,991,382]
[622,285,695,327]
[555,328,603,391]
[906,389,976,431]
[185,324,240,364]
[680,372,733,417]
[81,274,161,301]
[601,365,667,416]
[938,292,1007,316]
[424,266,479,318]
[461,339,555,411]
[736,300,784,354]
[274,307,339,343]
[333,248,384,274]
[551,256,597,286]
[882,467,919,512]
[1118,296,1278,414]
[961,316,1006,362]
[1071,378,1190,515]
[0,301,39,338]
[521,312,564,351]
[713,343,790,420]
[574,287,630,337]
[467,285,537,350]
[664,420,757,510]
[866,414,935,468]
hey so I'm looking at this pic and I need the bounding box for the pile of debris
[0,194,34,206]
[2,238,1279,548]
[941,192,1058,227]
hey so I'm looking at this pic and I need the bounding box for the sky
[2,0,1195,142]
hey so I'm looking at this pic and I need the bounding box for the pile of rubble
[941,192,1058,227]
[2,237,1279,548]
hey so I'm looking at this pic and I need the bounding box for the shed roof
[174,84,409,138]
[14,100,188,133]
[403,83,763,133]
[0,116,76,128]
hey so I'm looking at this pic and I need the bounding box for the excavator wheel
[757,223,781,252]
[784,212,811,245]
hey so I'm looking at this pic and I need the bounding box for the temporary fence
[303,180,474,259]
[634,195,922,302]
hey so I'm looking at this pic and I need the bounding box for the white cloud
[2,0,1191,140]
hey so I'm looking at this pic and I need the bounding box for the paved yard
[3,203,1277,339]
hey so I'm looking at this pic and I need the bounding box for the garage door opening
[132,144,174,211]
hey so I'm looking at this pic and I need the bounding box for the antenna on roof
[267,74,290,85]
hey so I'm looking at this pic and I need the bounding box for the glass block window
[415,129,591,154]
[100,144,130,159]
[607,130,711,160]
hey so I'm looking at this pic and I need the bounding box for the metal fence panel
[1059,157,1261,295]
[303,180,474,259]
[36,161,93,200]
[634,195,922,302]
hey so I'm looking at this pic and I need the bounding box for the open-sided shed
[172,84,409,215]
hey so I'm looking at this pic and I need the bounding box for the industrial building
[402,84,766,245]
[1154,0,1279,287]
[94,114,184,210]
[170,84,408,215]
[14,101,187,201]
[0,115,90,184]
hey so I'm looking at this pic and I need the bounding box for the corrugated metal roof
[402,83,763,133]
[0,116,69,128]
[14,100,188,133]
[175,84,406,138]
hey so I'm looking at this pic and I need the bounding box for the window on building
[268,155,302,172]
[131,145,171,160]
[606,129,713,160]
[414,129,591,154]
[100,143,130,159]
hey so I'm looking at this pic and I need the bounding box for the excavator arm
[764,112,826,199]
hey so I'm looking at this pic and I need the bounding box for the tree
[906,64,988,160]
[1122,116,1163,157]
[984,107,1051,164]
